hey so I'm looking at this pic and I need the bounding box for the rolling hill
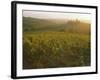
[23,17,90,34]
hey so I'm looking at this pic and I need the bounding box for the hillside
[23,17,90,34]
[23,17,91,69]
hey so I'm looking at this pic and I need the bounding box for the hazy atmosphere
[23,10,91,69]
[23,10,91,23]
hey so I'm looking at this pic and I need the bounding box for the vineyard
[23,32,90,69]
[23,17,90,69]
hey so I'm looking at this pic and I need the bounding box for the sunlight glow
[23,10,91,23]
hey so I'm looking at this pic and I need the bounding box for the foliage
[23,32,90,69]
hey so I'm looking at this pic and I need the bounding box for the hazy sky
[23,10,91,23]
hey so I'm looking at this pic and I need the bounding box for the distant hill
[23,17,90,34]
